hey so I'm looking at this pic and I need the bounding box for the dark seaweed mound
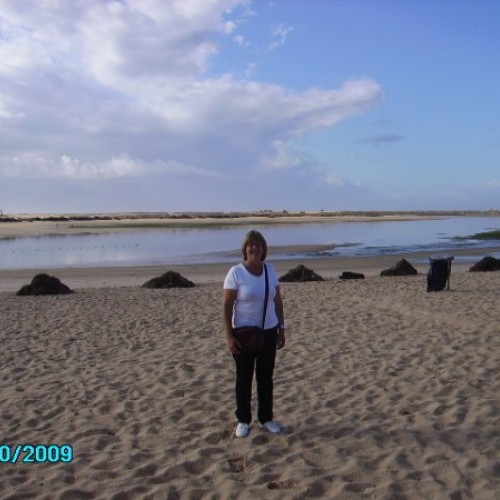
[339,271,365,280]
[380,259,418,277]
[17,274,73,296]
[469,256,500,272]
[279,264,324,282]
[142,271,195,288]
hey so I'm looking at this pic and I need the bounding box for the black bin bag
[427,256,453,292]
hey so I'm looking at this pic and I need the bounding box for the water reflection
[1,217,499,270]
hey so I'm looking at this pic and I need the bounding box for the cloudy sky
[1,0,499,214]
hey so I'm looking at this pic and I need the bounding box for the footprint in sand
[227,456,246,473]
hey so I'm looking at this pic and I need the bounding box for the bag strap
[261,264,269,330]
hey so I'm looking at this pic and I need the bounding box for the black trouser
[232,326,278,424]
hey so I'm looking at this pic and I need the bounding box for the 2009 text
[0,444,73,463]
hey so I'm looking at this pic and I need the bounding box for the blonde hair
[241,230,267,261]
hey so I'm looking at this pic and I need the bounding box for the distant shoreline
[2,209,500,221]
[1,209,500,240]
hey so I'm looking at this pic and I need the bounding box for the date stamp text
[0,444,73,463]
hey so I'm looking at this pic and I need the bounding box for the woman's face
[246,241,263,262]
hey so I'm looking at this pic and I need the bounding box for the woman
[223,230,286,438]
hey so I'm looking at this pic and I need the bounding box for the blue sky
[0,0,499,213]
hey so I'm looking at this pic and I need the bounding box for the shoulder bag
[232,264,269,352]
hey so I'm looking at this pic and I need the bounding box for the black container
[427,256,454,292]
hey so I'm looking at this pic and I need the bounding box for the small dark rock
[279,264,324,282]
[339,271,365,280]
[142,271,195,288]
[16,274,73,296]
[380,259,418,277]
[469,256,500,272]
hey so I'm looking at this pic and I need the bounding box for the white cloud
[260,140,313,170]
[258,141,363,198]
[0,153,224,180]
[233,34,249,46]
[267,23,293,51]
[322,172,350,188]
[0,153,146,179]
[0,0,383,210]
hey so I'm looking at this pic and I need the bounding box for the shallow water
[1,216,499,270]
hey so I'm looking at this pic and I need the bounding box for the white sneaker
[262,420,282,434]
[235,422,250,438]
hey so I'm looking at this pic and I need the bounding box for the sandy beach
[1,216,499,499]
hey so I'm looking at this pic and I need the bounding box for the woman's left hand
[277,328,286,350]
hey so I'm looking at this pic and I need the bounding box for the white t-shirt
[223,262,279,329]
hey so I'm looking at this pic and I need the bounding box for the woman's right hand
[223,289,239,354]
[226,334,241,355]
